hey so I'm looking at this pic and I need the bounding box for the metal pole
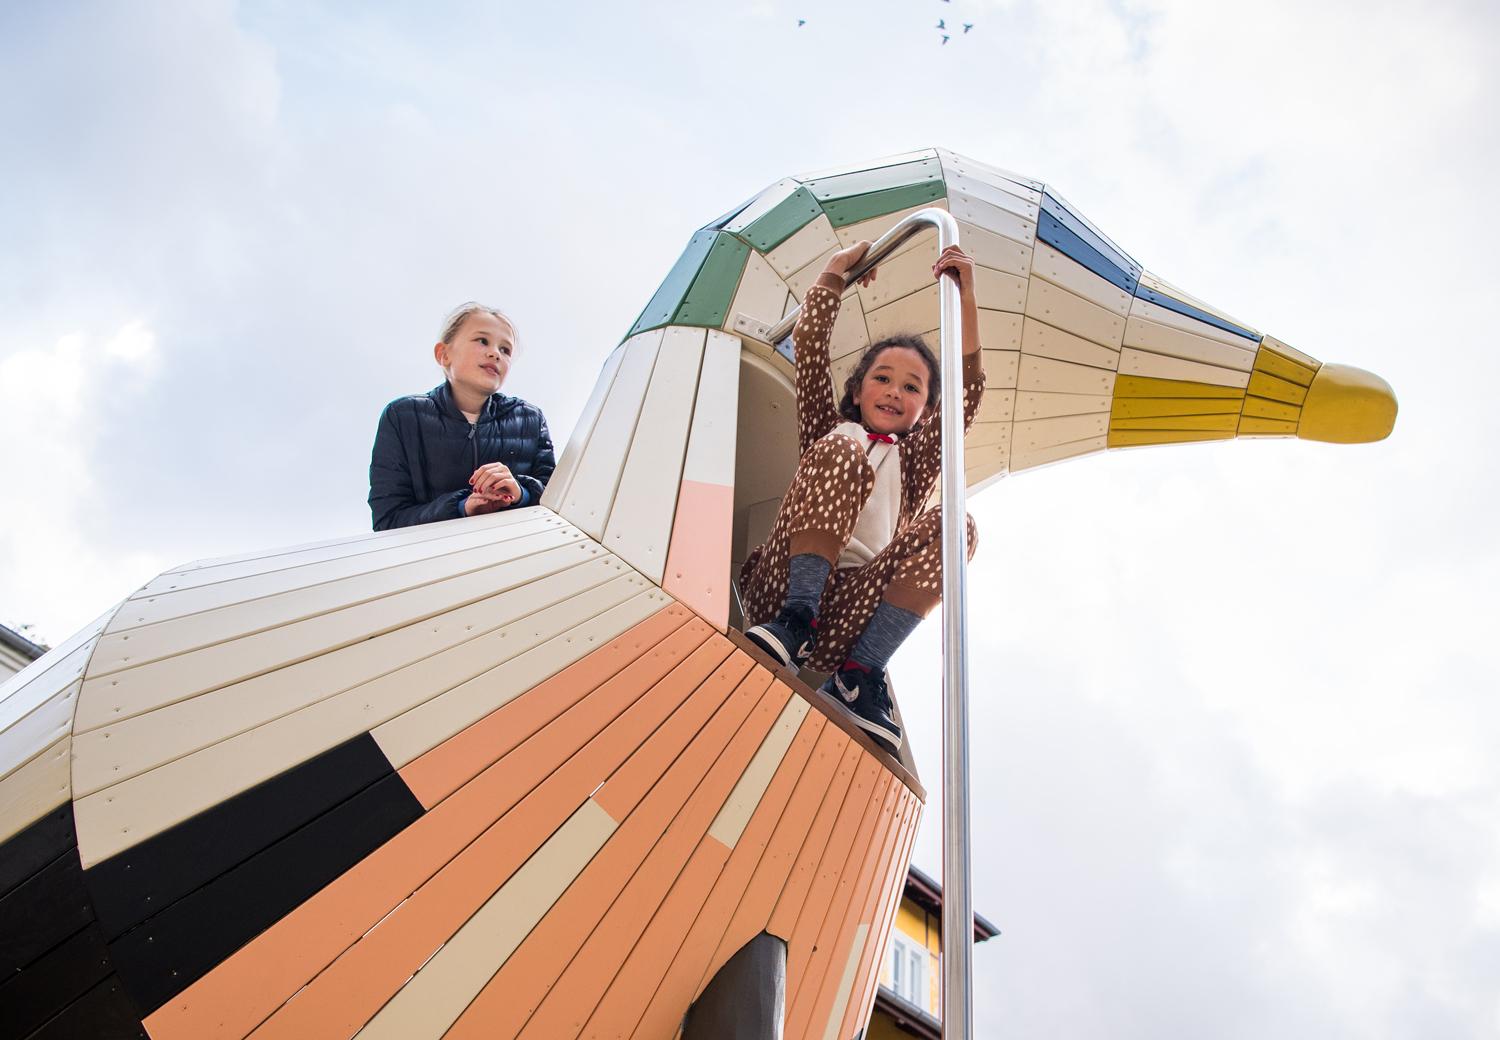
[766,209,973,1039]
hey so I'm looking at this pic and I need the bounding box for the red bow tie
[867,432,894,444]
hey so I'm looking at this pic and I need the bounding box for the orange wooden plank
[582,712,828,1039]
[630,721,852,1040]
[146,616,717,1040]
[444,663,774,1040]
[401,603,692,807]
[784,770,902,1038]
[839,795,921,1040]
[518,679,795,1039]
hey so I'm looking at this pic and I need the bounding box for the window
[887,931,931,1011]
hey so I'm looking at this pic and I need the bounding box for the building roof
[905,863,1000,941]
[0,623,47,663]
[873,986,944,1040]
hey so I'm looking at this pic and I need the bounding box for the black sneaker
[822,662,903,754]
[745,606,817,675]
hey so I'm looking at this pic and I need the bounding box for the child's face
[853,346,930,436]
[435,312,516,399]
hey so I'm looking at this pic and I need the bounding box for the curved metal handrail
[765,207,975,1039]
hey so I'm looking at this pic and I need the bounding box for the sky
[2,0,1497,1036]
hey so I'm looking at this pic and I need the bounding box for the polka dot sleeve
[792,274,847,453]
[900,350,987,520]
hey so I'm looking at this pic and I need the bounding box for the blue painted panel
[1134,286,1260,342]
[627,229,718,337]
[1040,192,1141,282]
[1036,212,1140,295]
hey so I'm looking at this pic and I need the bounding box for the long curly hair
[836,333,941,430]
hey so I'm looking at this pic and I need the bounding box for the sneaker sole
[851,714,903,753]
[744,625,799,674]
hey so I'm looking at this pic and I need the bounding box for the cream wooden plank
[543,342,628,513]
[1137,271,1258,337]
[1118,347,1251,388]
[709,698,811,849]
[75,530,592,733]
[865,284,938,343]
[728,249,790,332]
[561,329,665,539]
[72,551,622,796]
[828,293,870,361]
[983,349,1020,390]
[786,247,839,300]
[834,202,948,255]
[75,574,652,867]
[603,327,708,583]
[1018,355,1117,396]
[0,625,101,733]
[1010,435,1108,472]
[680,330,743,488]
[1259,334,1320,371]
[1128,294,1255,350]
[974,265,1029,313]
[975,389,1016,425]
[797,150,939,182]
[964,442,1011,484]
[1016,391,1112,421]
[819,922,870,1040]
[937,150,1044,200]
[1024,278,1126,350]
[1013,413,1110,452]
[1123,314,1257,372]
[88,525,581,678]
[978,310,1023,352]
[0,737,69,846]
[353,799,618,1040]
[373,588,664,769]
[766,216,840,278]
[1030,242,1132,317]
[966,420,1013,449]
[0,681,77,779]
[943,169,1040,222]
[947,190,1038,248]
[858,236,938,311]
[954,220,1033,279]
[1022,317,1121,371]
[113,516,559,633]
[139,508,541,599]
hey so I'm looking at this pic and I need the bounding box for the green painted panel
[804,158,943,203]
[822,181,947,228]
[738,186,824,252]
[673,234,751,328]
[723,178,802,235]
[628,229,717,337]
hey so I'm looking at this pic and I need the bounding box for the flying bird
[937,18,946,29]
[963,22,974,33]
[797,18,806,26]
[941,32,950,44]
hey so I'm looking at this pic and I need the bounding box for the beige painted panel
[75,533,593,734]
[1128,294,1256,350]
[113,516,559,634]
[1015,391,1113,421]
[603,328,707,583]
[1022,317,1120,371]
[786,247,838,300]
[138,509,540,599]
[966,420,1013,449]
[865,284,938,343]
[1029,243,1133,317]
[953,220,1033,279]
[680,330,743,488]
[1013,413,1110,452]
[820,922,870,1040]
[544,343,628,513]
[561,330,666,539]
[354,800,618,1040]
[0,737,69,845]
[75,575,653,867]
[374,589,664,769]
[946,189,1038,247]
[766,216,841,278]
[978,310,1023,352]
[0,626,101,732]
[943,169,1040,220]
[975,389,1016,425]
[1118,347,1251,388]
[829,352,859,398]
[983,349,1020,389]
[828,293,871,361]
[974,265,1029,314]
[797,150,939,182]
[709,698,811,849]
[1010,434,1108,472]
[858,236,937,311]
[1259,334,1319,370]
[834,201,949,255]
[937,149,1044,200]
[1137,271,1258,337]
[1018,355,1117,396]
[88,525,582,678]
[0,681,77,779]
[1024,278,1126,349]
[964,442,1011,484]
[1123,314,1256,372]
[72,551,622,796]
[728,250,789,332]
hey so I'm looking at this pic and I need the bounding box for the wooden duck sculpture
[0,149,1394,1040]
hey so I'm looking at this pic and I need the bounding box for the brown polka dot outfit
[740,272,986,673]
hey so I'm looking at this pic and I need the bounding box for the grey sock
[849,601,922,672]
[784,554,831,616]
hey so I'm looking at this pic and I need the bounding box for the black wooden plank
[0,807,75,902]
[22,975,145,1040]
[0,923,112,1037]
[0,851,93,977]
[107,769,422,1014]
[84,732,395,941]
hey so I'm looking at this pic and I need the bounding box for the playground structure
[0,149,1395,1040]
